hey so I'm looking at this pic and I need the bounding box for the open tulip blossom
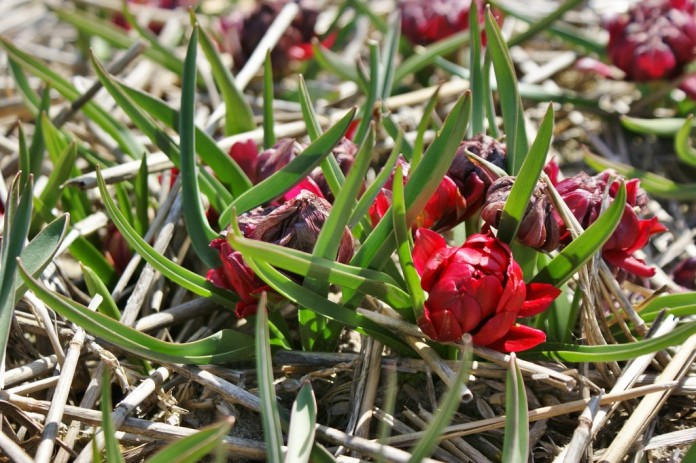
[412,228,561,352]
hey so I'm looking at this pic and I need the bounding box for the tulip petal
[471,310,517,347]
[413,228,447,275]
[519,282,561,317]
[282,177,325,202]
[228,139,259,184]
[486,324,546,352]
[602,250,656,278]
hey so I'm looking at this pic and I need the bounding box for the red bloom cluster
[207,191,354,318]
[606,0,696,81]
[552,169,667,278]
[413,229,560,352]
[369,135,506,232]
[399,0,485,45]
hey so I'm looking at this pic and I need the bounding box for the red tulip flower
[369,159,467,232]
[606,0,696,81]
[413,228,560,352]
[554,170,667,278]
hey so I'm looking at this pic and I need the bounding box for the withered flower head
[447,134,507,219]
[238,190,354,263]
[481,176,561,252]
[207,191,354,318]
[554,170,667,278]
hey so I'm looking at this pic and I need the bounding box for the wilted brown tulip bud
[481,177,561,252]
[207,190,354,318]
[447,134,507,219]
[238,190,354,263]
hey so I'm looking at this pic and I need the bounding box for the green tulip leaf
[502,354,529,463]
[675,115,696,167]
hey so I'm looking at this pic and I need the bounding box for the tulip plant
[2,0,696,462]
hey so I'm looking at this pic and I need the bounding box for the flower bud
[207,191,354,317]
[447,134,507,219]
[606,0,696,81]
[672,257,696,289]
[229,138,301,186]
[103,223,132,275]
[481,176,561,252]
[310,138,361,202]
[413,228,560,352]
[554,170,667,278]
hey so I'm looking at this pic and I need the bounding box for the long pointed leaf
[195,17,255,136]
[180,28,219,269]
[485,8,528,174]
[497,104,554,243]
[286,383,317,463]
[255,294,284,462]
[96,168,237,306]
[147,419,234,463]
[0,37,145,160]
[501,353,529,462]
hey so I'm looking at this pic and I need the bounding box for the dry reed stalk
[590,316,679,436]
[554,394,601,463]
[33,294,100,463]
[3,355,58,387]
[23,291,66,363]
[381,382,678,446]
[417,408,494,463]
[72,366,171,463]
[0,390,266,458]
[316,423,441,463]
[473,346,577,391]
[598,334,696,463]
[0,430,33,463]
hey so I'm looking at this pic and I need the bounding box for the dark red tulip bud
[103,223,133,275]
[672,257,696,289]
[554,170,667,278]
[412,228,560,351]
[481,176,561,252]
[447,134,507,219]
[310,138,361,202]
[207,191,354,317]
[606,0,696,81]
